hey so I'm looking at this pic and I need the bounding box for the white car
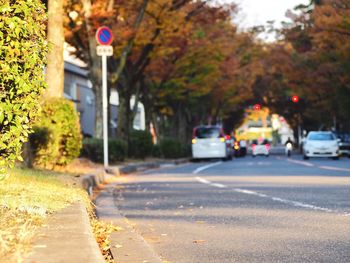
[251,139,270,157]
[303,131,339,160]
[192,126,232,160]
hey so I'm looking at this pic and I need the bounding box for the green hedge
[81,133,190,162]
[159,138,190,159]
[30,98,82,168]
[81,138,127,163]
[128,130,153,159]
[151,144,162,158]
[0,0,47,177]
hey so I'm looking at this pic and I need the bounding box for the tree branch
[111,0,149,84]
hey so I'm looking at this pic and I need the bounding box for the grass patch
[0,166,90,262]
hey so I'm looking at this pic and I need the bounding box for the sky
[236,0,309,28]
[219,0,309,28]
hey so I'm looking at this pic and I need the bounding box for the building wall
[78,85,96,137]
[64,62,145,138]
[64,63,95,137]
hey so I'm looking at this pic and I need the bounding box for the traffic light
[291,95,299,103]
[253,104,261,111]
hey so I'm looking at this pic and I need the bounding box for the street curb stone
[96,191,163,263]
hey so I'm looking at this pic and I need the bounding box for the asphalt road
[107,154,350,263]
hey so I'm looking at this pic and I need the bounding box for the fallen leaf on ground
[193,240,206,244]
[114,244,123,249]
[145,236,161,243]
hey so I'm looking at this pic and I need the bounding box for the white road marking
[234,188,268,198]
[287,159,314,167]
[195,177,211,185]
[284,157,350,173]
[257,162,271,166]
[211,183,227,188]
[160,164,176,168]
[195,176,349,216]
[318,166,350,172]
[195,177,227,188]
[234,189,257,195]
[270,197,333,212]
[192,161,223,174]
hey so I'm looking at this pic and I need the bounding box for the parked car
[333,132,350,157]
[303,131,339,160]
[191,126,233,160]
[251,138,270,157]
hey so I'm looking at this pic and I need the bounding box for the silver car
[192,126,233,160]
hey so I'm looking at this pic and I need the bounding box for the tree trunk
[117,88,129,141]
[107,86,113,137]
[125,89,132,147]
[177,106,187,144]
[131,82,141,121]
[22,142,33,168]
[93,83,103,139]
[45,0,64,98]
[142,92,152,133]
[89,57,102,138]
[151,112,159,143]
[81,0,104,138]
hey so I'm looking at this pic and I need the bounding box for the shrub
[0,0,47,177]
[159,138,190,159]
[151,144,162,158]
[128,130,153,159]
[109,139,127,163]
[81,138,127,163]
[30,98,83,168]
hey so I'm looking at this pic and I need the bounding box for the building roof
[64,61,89,78]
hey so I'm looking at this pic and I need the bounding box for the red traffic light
[253,104,261,111]
[291,95,299,103]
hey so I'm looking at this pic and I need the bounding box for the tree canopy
[62,0,350,143]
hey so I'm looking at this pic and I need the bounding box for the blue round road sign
[96,26,113,45]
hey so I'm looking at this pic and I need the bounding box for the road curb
[105,158,190,177]
[80,159,190,198]
[81,169,106,197]
[96,191,163,263]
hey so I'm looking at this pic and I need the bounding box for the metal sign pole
[96,26,113,169]
[102,54,109,168]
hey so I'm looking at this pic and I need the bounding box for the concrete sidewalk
[25,202,104,263]
[24,158,189,262]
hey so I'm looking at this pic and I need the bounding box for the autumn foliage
[64,0,350,144]
[248,0,350,132]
